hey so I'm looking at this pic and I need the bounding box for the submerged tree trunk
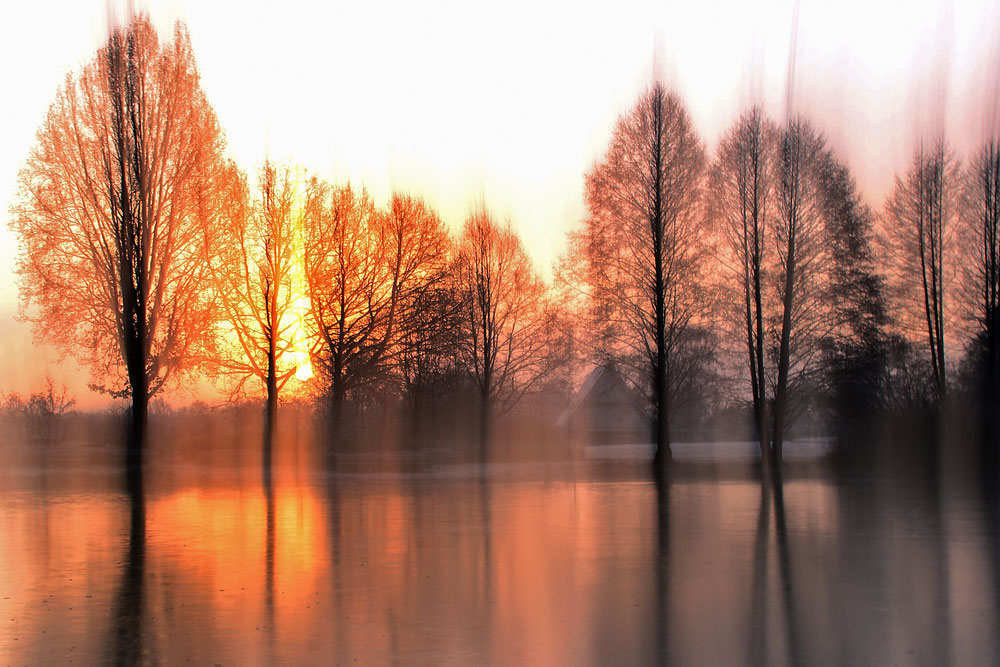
[479,385,492,466]
[265,333,278,467]
[329,365,345,449]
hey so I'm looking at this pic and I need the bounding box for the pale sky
[1,0,998,406]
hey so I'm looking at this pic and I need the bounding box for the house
[556,362,650,446]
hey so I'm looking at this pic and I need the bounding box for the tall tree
[582,82,707,471]
[208,162,314,446]
[304,183,382,441]
[884,140,959,402]
[709,107,778,464]
[455,212,558,460]
[10,16,226,462]
[818,150,889,451]
[771,119,831,459]
[960,140,1000,397]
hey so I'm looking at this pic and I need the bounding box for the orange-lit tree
[455,212,558,460]
[304,183,380,442]
[208,162,315,447]
[10,16,226,463]
[305,187,451,444]
[581,83,707,472]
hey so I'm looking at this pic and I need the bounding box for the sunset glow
[4,2,1000,664]
[2,0,999,405]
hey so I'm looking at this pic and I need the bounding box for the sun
[285,169,316,386]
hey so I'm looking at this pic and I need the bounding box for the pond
[1,435,998,665]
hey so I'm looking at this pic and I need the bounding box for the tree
[455,211,558,459]
[959,140,1000,398]
[10,16,226,463]
[883,140,960,402]
[771,119,832,459]
[305,187,451,445]
[304,183,381,442]
[581,82,707,471]
[710,112,841,464]
[817,149,889,454]
[208,162,315,447]
[709,107,778,463]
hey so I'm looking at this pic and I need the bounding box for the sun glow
[287,175,315,385]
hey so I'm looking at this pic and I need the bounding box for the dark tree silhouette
[455,211,558,460]
[710,107,779,464]
[770,119,831,460]
[10,16,227,463]
[961,140,1000,398]
[884,140,959,402]
[711,113,838,464]
[818,150,889,454]
[581,82,707,472]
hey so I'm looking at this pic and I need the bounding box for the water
[1,435,999,665]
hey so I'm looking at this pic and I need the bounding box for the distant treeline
[8,15,999,469]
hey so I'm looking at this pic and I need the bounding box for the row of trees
[10,15,1000,471]
[10,18,564,465]
[568,83,999,474]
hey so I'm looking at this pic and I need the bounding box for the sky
[1,0,998,407]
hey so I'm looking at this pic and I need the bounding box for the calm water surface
[2,435,999,665]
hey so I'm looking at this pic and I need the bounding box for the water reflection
[108,473,145,665]
[1,435,999,665]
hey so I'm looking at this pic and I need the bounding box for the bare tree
[710,113,837,463]
[884,140,960,402]
[709,107,779,463]
[455,211,558,459]
[959,140,1000,394]
[208,162,315,446]
[771,119,831,459]
[10,16,227,463]
[304,183,382,441]
[581,82,707,471]
[305,187,451,444]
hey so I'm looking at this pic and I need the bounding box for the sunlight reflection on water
[1,437,998,665]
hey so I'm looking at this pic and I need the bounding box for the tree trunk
[479,387,491,467]
[126,348,148,483]
[652,88,672,474]
[773,249,795,463]
[773,150,799,463]
[330,369,344,449]
[264,334,277,469]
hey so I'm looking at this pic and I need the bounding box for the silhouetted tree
[10,16,227,464]
[771,119,832,459]
[208,162,314,446]
[818,150,889,453]
[960,140,1000,400]
[709,107,778,463]
[883,140,960,402]
[396,270,464,444]
[581,82,707,472]
[455,211,559,459]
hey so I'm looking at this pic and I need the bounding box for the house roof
[555,362,648,431]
